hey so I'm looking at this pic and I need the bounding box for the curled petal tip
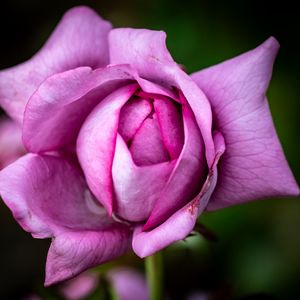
[264,36,280,50]
[132,243,149,259]
[256,36,280,64]
[63,5,112,28]
[292,183,300,197]
[44,277,56,287]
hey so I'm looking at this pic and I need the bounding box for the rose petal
[143,94,206,230]
[112,134,175,221]
[130,114,170,166]
[133,132,225,257]
[45,227,131,286]
[109,28,215,166]
[0,117,25,169]
[0,153,112,238]
[0,6,111,122]
[77,84,138,215]
[119,97,153,142]
[23,65,135,153]
[191,37,300,210]
[0,153,132,285]
[154,97,184,159]
[136,77,179,101]
[107,268,148,300]
[59,271,99,300]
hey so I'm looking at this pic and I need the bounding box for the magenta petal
[59,271,98,300]
[136,77,179,101]
[107,268,148,300]
[154,98,184,159]
[45,227,131,286]
[0,154,110,238]
[144,95,205,230]
[130,114,170,166]
[77,84,138,214]
[112,134,175,221]
[0,153,132,285]
[119,97,152,142]
[0,117,25,169]
[0,6,111,122]
[109,28,215,166]
[133,132,225,257]
[192,37,300,210]
[23,65,135,153]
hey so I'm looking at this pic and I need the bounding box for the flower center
[118,92,184,166]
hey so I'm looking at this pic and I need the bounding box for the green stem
[145,251,164,300]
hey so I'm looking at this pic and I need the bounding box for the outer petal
[191,37,300,210]
[45,228,131,286]
[23,65,135,153]
[144,94,206,230]
[109,29,215,166]
[133,132,225,257]
[0,117,25,169]
[0,153,132,285]
[0,153,111,238]
[107,268,149,300]
[0,6,111,122]
[112,134,175,221]
[77,84,138,215]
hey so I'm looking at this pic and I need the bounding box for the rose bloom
[60,268,148,300]
[25,268,148,300]
[0,7,298,285]
[59,267,149,300]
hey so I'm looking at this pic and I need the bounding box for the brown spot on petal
[178,64,188,73]
[149,55,161,62]
[187,198,199,215]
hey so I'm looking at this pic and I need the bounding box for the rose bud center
[118,93,184,166]
[111,90,187,222]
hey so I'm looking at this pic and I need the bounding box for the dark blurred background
[0,0,299,299]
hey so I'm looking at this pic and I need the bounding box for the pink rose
[60,268,149,300]
[0,6,298,285]
[26,268,148,300]
[59,271,99,300]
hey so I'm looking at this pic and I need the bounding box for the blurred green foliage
[0,0,299,299]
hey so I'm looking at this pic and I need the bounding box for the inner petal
[154,98,184,160]
[119,97,153,142]
[112,134,176,221]
[129,113,170,166]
